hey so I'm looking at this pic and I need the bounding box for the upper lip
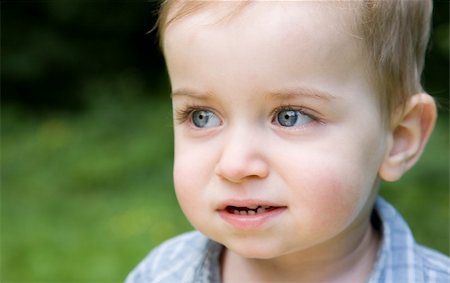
[217,199,286,211]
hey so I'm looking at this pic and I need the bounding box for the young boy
[127,1,449,282]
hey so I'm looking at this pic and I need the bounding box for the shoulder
[416,244,450,282]
[370,197,450,283]
[125,231,210,283]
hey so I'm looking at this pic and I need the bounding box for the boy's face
[166,2,390,258]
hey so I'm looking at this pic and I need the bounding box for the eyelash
[174,104,206,124]
[174,104,320,126]
[270,105,319,123]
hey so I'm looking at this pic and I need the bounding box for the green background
[1,1,448,282]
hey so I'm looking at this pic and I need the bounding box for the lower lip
[218,207,287,230]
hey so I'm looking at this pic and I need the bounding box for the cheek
[296,165,361,226]
[283,146,379,231]
[173,153,201,207]
[173,144,215,225]
[173,136,206,191]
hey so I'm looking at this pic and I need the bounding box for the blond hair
[156,0,433,119]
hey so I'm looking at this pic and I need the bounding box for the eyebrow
[266,86,336,101]
[171,86,336,101]
[171,88,213,99]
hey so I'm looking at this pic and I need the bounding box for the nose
[214,128,269,183]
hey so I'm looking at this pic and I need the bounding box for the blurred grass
[1,78,449,282]
[1,78,193,282]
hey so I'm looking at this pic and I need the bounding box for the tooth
[247,205,258,209]
[261,205,271,209]
[233,210,240,215]
[240,210,248,215]
[248,210,256,215]
[257,207,266,214]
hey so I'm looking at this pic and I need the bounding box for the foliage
[2,0,164,111]
[2,81,192,281]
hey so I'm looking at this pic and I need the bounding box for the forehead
[164,1,367,87]
[164,1,363,64]
[162,1,360,45]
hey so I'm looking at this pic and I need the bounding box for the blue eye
[276,109,313,127]
[192,110,221,128]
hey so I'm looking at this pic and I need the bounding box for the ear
[379,93,437,182]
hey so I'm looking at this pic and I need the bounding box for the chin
[224,240,283,259]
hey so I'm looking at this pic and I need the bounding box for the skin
[163,2,436,282]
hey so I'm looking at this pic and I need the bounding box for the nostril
[214,158,270,183]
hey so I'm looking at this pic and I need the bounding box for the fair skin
[164,2,436,283]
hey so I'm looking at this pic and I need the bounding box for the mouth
[218,201,287,230]
[225,205,278,215]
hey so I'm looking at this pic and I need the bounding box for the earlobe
[379,93,437,182]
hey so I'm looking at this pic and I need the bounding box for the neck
[222,220,380,283]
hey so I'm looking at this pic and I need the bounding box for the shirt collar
[367,196,425,283]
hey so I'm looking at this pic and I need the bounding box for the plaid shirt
[126,197,450,283]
